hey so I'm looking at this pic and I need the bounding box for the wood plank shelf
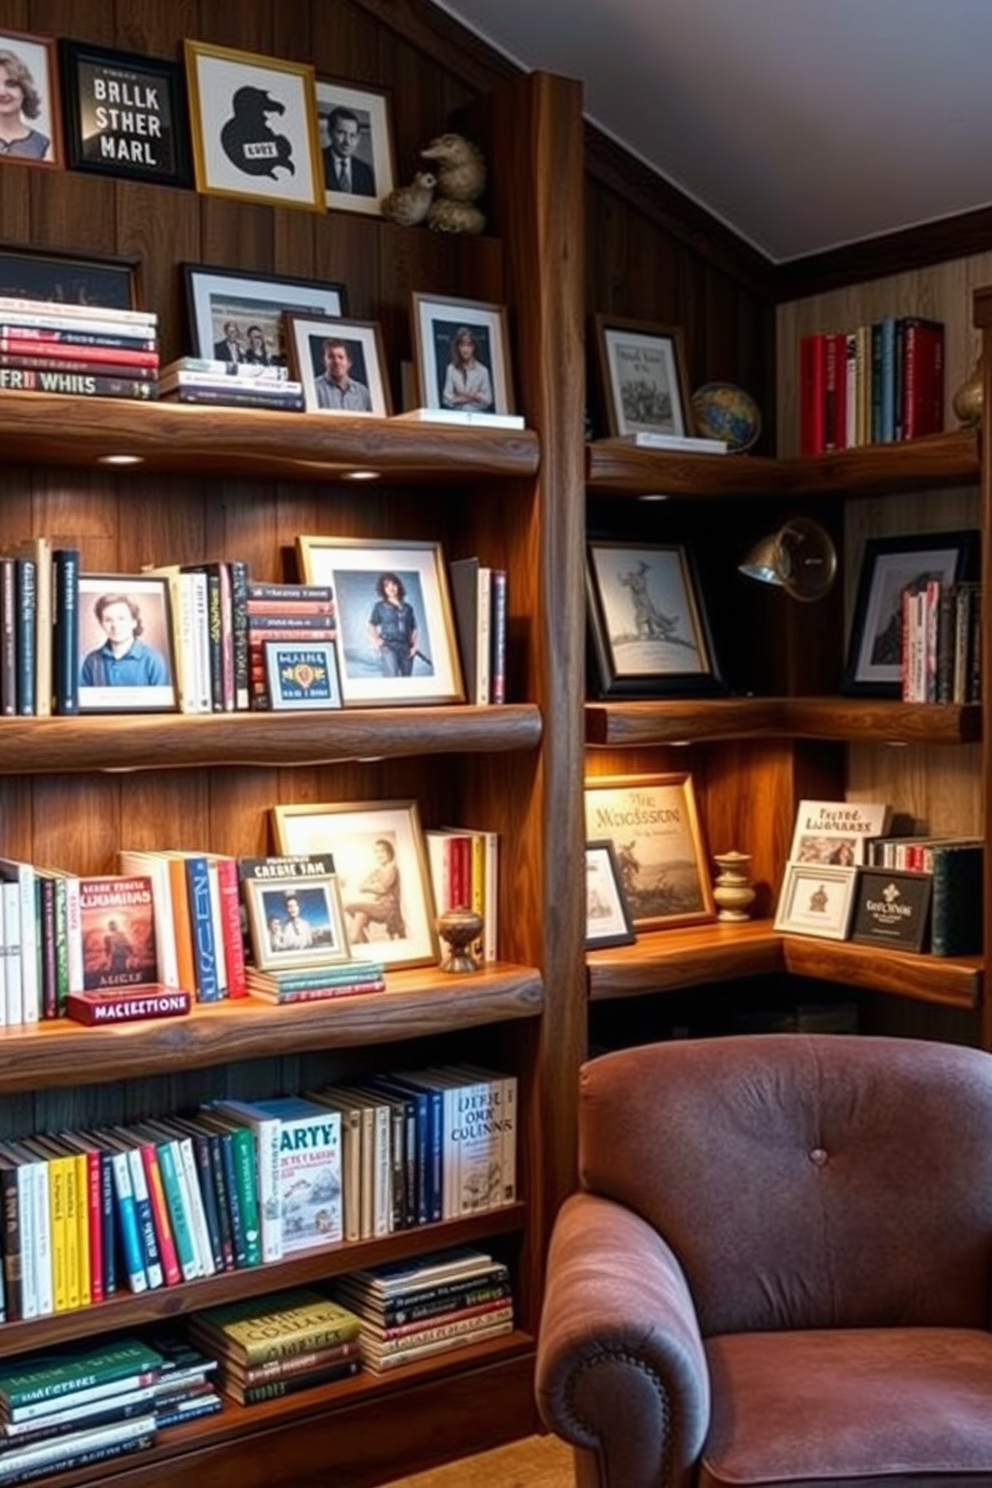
[586,698,980,748]
[0,706,542,774]
[0,393,540,483]
[781,937,981,1008]
[0,966,544,1091]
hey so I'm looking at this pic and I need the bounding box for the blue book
[367,1073,429,1227]
[378,1073,442,1224]
[92,1132,147,1295]
[184,854,222,1001]
[52,547,79,716]
[14,556,35,717]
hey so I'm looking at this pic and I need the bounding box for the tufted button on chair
[536,1033,992,1488]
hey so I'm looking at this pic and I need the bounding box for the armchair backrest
[579,1033,992,1336]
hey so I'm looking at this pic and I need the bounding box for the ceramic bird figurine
[426,197,487,235]
[420,132,486,205]
[379,170,436,227]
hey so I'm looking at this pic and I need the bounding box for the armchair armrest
[536,1192,710,1488]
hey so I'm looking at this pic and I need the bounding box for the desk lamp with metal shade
[738,516,837,601]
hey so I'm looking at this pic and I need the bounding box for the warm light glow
[97,454,145,466]
[345,469,381,481]
[638,492,671,502]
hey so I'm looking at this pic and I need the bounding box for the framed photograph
[242,869,350,972]
[271,800,439,969]
[0,245,140,311]
[585,840,636,949]
[296,536,465,707]
[58,40,190,184]
[411,292,514,416]
[583,772,716,931]
[315,77,395,216]
[849,868,932,953]
[586,539,724,698]
[264,640,342,711]
[594,315,693,439]
[773,862,858,940]
[285,313,391,416]
[183,39,324,211]
[183,263,346,367]
[77,574,177,713]
[841,529,979,696]
[0,29,61,168]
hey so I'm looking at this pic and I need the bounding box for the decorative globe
[691,382,762,453]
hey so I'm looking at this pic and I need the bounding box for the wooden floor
[377,1433,574,1487]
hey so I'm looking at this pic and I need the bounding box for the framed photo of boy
[284,313,391,415]
[411,293,514,416]
[585,840,636,949]
[586,539,724,698]
[315,77,394,215]
[183,39,324,211]
[77,574,177,713]
[773,862,858,941]
[583,772,715,931]
[595,315,693,439]
[296,535,465,707]
[271,799,439,969]
[242,869,350,972]
[0,29,61,168]
[59,40,190,184]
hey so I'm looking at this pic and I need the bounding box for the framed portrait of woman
[410,292,515,418]
[0,29,62,169]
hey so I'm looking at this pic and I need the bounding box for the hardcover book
[188,1288,361,1367]
[78,875,158,993]
[788,799,892,868]
[228,1095,342,1252]
[65,987,191,1026]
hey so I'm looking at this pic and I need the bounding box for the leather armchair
[536,1033,992,1488]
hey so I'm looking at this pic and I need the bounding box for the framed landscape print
[59,40,190,184]
[315,77,394,215]
[272,799,439,969]
[183,263,346,367]
[77,574,177,714]
[586,539,724,697]
[285,313,391,415]
[183,39,324,210]
[585,840,636,949]
[411,293,514,416]
[594,315,693,438]
[0,29,61,169]
[296,535,464,707]
[583,772,715,930]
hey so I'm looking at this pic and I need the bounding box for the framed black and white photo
[0,29,61,169]
[77,574,177,714]
[183,263,346,367]
[242,868,350,972]
[410,292,514,416]
[183,39,324,211]
[595,315,693,439]
[315,77,394,216]
[264,640,342,711]
[271,799,439,969]
[0,245,141,310]
[774,862,858,941]
[59,40,190,184]
[296,535,464,707]
[585,840,636,949]
[841,529,979,696]
[586,539,724,697]
[284,313,391,415]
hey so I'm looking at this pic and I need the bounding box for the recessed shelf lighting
[345,470,381,481]
[97,454,145,466]
[638,492,670,501]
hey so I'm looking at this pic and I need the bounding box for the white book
[622,430,728,453]
[171,1127,216,1277]
[0,295,157,328]
[101,1140,148,1294]
[447,1063,517,1207]
[142,566,212,714]
[1,882,21,1028]
[788,798,892,867]
[24,1143,53,1316]
[206,860,228,999]
[124,1142,164,1290]
[394,407,526,430]
[61,871,83,995]
[235,1094,343,1252]
[0,1412,156,1475]
[160,357,290,382]
[116,849,181,989]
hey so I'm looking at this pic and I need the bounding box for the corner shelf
[586,698,981,748]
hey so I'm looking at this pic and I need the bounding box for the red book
[822,332,847,451]
[800,333,827,455]
[901,318,944,440]
[210,854,247,999]
[0,350,157,381]
[65,985,193,1025]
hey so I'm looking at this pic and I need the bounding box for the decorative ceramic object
[691,381,762,452]
[437,906,484,973]
[380,170,436,227]
[952,359,983,427]
[420,132,487,234]
[712,850,756,922]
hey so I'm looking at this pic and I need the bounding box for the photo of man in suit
[322,105,375,196]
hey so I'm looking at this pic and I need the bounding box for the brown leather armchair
[536,1033,992,1488]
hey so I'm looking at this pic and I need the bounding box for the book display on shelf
[800,317,945,452]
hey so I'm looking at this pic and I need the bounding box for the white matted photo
[773,862,858,940]
[411,292,514,415]
[285,313,391,415]
[242,869,350,972]
[296,535,464,706]
[595,315,692,439]
[183,263,346,367]
[0,29,61,167]
[78,574,177,713]
[315,77,394,215]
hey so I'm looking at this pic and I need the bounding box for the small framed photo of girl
[410,292,515,418]
[0,30,61,168]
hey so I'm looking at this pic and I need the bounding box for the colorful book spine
[0,367,156,398]
[51,548,79,716]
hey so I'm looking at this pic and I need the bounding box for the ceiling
[432,0,992,264]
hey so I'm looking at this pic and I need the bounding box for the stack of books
[448,556,507,705]
[0,295,158,403]
[187,1288,362,1405]
[424,826,498,961]
[899,578,980,704]
[245,580,337,710]
[158,357,303,411]
[0,1336,161,1482]
[245,958,386,1003]
[144,1333,222,1431]
[333,1246,514,1373]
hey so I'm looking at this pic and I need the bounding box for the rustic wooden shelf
[0,966,544,1091]
[781,937,981,1008]
[0,393,540,483]
[586,697,980,748]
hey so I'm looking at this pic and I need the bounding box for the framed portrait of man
[314,77,395,216]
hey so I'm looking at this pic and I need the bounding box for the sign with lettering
[59,40,190,184]
[850,868,932,952]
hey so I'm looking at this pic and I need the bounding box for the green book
[0,1337,161,1408]
[196,1112,261,1267]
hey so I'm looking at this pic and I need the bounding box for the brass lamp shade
[738,516,837,602]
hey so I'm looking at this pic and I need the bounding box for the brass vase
[952,360,983,427]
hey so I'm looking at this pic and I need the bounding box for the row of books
[0,295,159,406]
[899,579,980,704]
[424,826,498,963]
[448,557,508,705]
[800,317,944,455]
[158,357,305,411]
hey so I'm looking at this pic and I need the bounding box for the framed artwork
[264,640,342,711]
[296,535,465,707]
[77,574,177,714]
[583,772,715,930]
[271,799,439,969]
[183,263,346,367]
[59,40,190,185]
[585,840,636,949]
[594,315,693,439]
[0,29,61,169]
[284,313,391,415]
[183,39,324,211]
[315,77,394,215]
[242,869,350,972]
[841,529,978,696]
[0,245,141,311]
[410,292,514,415]
[773,862,858,940]
[586,539,724,697]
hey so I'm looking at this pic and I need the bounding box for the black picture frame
[0,243,141,311]
[59,40,191,185]
[841,529,979,697]
[585,538,725,698]
[183,263,346,367]
[849,868,933,953]
[585,840,636,949]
